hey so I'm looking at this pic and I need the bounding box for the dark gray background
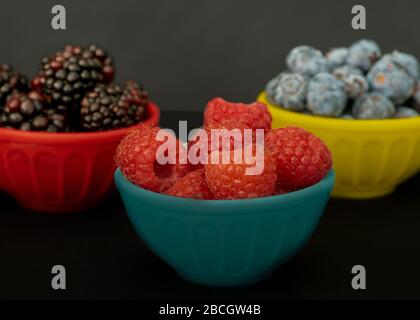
[0,0,419,111]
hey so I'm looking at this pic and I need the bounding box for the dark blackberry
[32,45,115,108]
[0,91,69,132]
[80,81,148,131]
[0,64,28,106]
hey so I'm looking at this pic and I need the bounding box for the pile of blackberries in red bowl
[0,45,160,213]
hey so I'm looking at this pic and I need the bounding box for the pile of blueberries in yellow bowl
[258,39,420,199]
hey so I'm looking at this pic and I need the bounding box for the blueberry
[367,57,415,104]
[307,73,347,116]
[340,74,369,99]
[394,106,419,118]
[340,114,354,119]
[346,39,381,71]
[333,65,363,79]
[265,72,309,111]
[325,47,349,69]
[388,50,419,79]
[352,92,395,119]
[413,81,420,112]
[333,65,368,99]
[265,77,280,100]
[286,46,329,77]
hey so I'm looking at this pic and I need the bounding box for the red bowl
[0,102,160,214]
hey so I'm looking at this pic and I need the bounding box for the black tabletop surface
[1,111,420,300]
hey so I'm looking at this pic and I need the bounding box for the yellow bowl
[258,92,420,199]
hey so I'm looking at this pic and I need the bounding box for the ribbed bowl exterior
[115,169,335,286]
[258,92,420,199]
[0,102,160,213]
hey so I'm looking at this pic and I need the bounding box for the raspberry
[204,98,272,130]
[265,127,332,192]
[273,186,288,196]
[205,147,277,200]
[166,169,214,200]
[188,123,258,171]
[115,125,189,192]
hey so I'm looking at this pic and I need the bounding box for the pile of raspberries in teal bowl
[115,98,335,286]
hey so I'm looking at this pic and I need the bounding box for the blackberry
[0,64,28,106]
[80,81,148,131]
[0,91,68,132]
[32,45,115,108]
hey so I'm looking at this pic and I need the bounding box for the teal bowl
[115,169,335,286]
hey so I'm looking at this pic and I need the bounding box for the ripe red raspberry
[166,169,214,200]
[265,127,332,192]
[204,97,272,130]
[188,123,258,171]
[115,125,189,192]
[273,186,288,196]
[205,147,277,199]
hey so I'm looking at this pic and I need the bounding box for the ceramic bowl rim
[114,168,335,212]
[259,92,420,131]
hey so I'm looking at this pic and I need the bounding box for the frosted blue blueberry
[265,72,309,111]
[346,39,381,71]
[286,46,329,77]
[307,73,347,116]
[394,106,419,118]
[413,81,420,112]
[333,65,368,98]
[325,47,349,69]
[265,76,280,101]
[340,114,354,119]
[342,74,369,99]
[353,92,395,119]
[333,65,363,79]
[388,51,419,79]
[367,57,415,104]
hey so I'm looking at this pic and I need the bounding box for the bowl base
[18,199,102,214]
[177,270,274,287]
[332,185,395,199]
